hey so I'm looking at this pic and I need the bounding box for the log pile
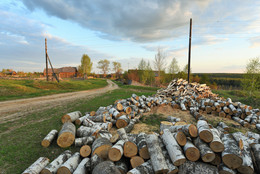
[23,78,260,174]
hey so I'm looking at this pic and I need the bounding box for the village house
[43,67,77,78]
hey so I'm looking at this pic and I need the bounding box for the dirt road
[0,80,118,124]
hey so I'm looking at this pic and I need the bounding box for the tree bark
[41,130,58,148]
[41,150,71,174]
[127,160,154,174]
[73,157,90,174]
[210,128,224,152]
[57,122,76,148]
[108,140,125,161]
[218,122,229,131]
[169,124,198,138]
[92,137,112,160]
[92,161,121,174]
[218,163,236,174]
[115,159,128,174]
[88,115,106,122]
[251,144,260,174]
[146,134,169,173]
[75,115,89,125]
[124,119,136,133]
[23,157,49,174]
[57,152,81,174]
[136,133,149,160]
[193,136,215,162]
[183,138,200,162]
[75,136,95,147]
[116,115,130,129]
[178,161,218,174]
[61,111,82,123]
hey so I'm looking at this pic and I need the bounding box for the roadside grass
[213,89,260,108]
[0,87,157,173]
[113,80,160,91]
[0,79,107,101]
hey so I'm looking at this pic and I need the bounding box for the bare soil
[0,80,118,124]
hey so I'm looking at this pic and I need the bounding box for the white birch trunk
[23,157,49,174]
[57,152,81,174]
[41,130,58,147]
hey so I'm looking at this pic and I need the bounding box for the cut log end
[57,132,75,148]
[237,166,254,174]
[61,115,71,123]
[222,154,243,169]
[41,140,50,148]
[110,134,119,144]
[123,141,138,158]
[139,147,150,160]
[40,169,52,174]
[199,130,213,143]
[175,131,187,146]
[57,167,71,174]
[189,124,198,137]
[210,141,225,153]
[93,144,112,159]
[202,153,215,162]
[108,148,122,162]
[80,145,91,157]
[130,156,144,169]
[185,147,200,162]
[116,120,128,129]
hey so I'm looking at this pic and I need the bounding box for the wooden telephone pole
[45,38,48,81]
[187,18,192,83]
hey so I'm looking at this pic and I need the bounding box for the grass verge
[0,87,157,173]
[0,79,107,101]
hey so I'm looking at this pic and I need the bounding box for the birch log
[218,163,237,174]
[116,115,130,128]
[127,160,154,174]
[76,126,99,137]
[178,161,218,174]
[169,124,198,138]
[146,134,169,173]
[221,134,242,169]
[130,156,145,169]
[80,145,91,157]
[115,159,128,174]
[251,144,260,174]
[92,161,121,174]
[210,128,224,152]
[75,136,95,147]
[73,158,90,174]
[136,133,149,160]
[218,122,229,131]
[172,131,187,146]
[193,136,215,162]
[57,122,76,148]
[41,150,71,174]
[124,119,136,133]
[57,152,81,174]
[41,130,58,147]
[92,137,112,160]
[197,120,213,143]
[183,138,200,162]
[75,115,89,125]
[90,154,103,172]
[108,140,124,161]
[61,111,82,123]
[161,129,186,166]
[210,153,222,166]
[88,115,106,123]
[23,157,49,174]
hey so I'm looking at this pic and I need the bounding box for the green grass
[213,89,260,108]
[0,79,107,101]
[0,87,157,173]
[113,80,160,91]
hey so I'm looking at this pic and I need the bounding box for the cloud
[22,0,212,42]
[249,36,260,48]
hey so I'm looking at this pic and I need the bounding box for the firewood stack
[23,78,260,174]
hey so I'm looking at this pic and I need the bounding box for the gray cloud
[22,0,212,42]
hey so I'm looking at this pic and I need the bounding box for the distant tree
[80,54,93,79]
[113,61,123,78]
[242,57,260,97]
[200,74,210,84]
[168,57,180,77]
[138,59,146,70]
[97,59,110,77]
[193,75,200,83]
[154,48,166,84]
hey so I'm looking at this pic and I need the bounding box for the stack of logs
[22,79,260,174]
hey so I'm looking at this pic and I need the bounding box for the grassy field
[0,79,107,101]
[213,89,260,108]
[0,85,157,173]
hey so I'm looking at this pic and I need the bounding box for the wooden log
[169,124,198,138]
[61,111,82,123]
[90,111,96,116]
[90,154,103,172]
[76,126,99,137]
[219,111,226,117]
[73,157,90,174]
[80,145,91,157]
[246,131,260,143]
[117,128,138,158]
[130,156,145,169]
[41,150,72,174]
[160,121,173,133]
[75,115,89,125]
[23,157,49,174]
[197,120,213,143]
[92,161,121,174]
[161,129,186,166]
[193,136,215,162]
[232,117,249,127]
[110,133,120,144]
[178,161,218,174]
[41,129,58,147]
[172,131,187,146]
[96,130,112,140]
[210,153,221,166]
[57,152,81,174]
[75,136,95,147]
[218,122,229,131]
[127,160,154,174]
[115,159,128,174]
[232,132,254,174]
[251,144,260,174]
[210,128,224,152]
[124,106,132,115]
[167,116,181,122]
[183,138,200,162]
[108,140,125,161]
[218,163,237,174]
[116,102,124,111]
[92,137,112,160]
[146,134,169,173]
[124,119,136,133]
[82,117,96,127]
[88,114,106,122]
[221,134,242,169]
[136,133,149,160]
[257,124,260,131]
[57,122,76,148]
[116,115,130,128]
[223,106,230,114]
[41,150,71,174]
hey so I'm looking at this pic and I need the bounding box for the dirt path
[0,80,118,124]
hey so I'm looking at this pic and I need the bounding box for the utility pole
[45,38,48,81]
[187,18,192,83]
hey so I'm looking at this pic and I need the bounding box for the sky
[0,0,260,74]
